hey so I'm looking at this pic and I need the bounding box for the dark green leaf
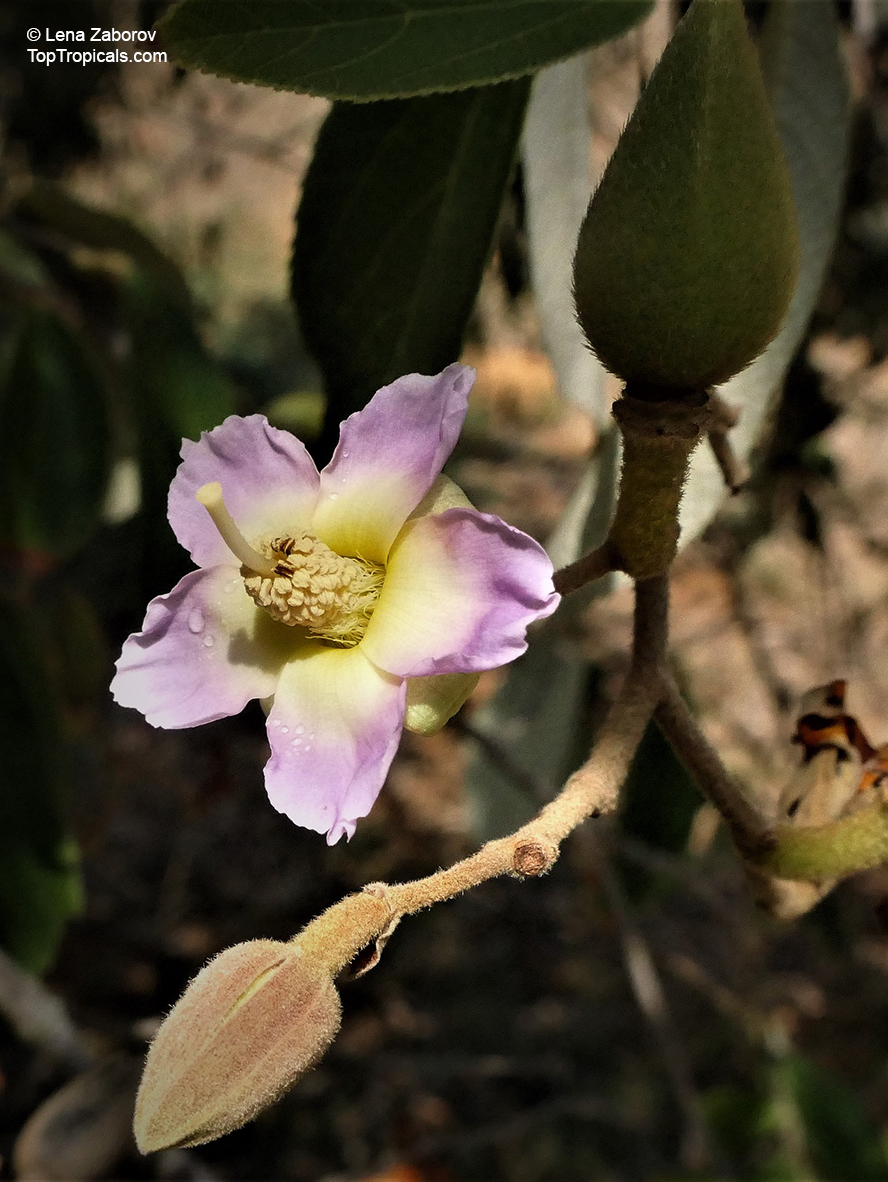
[292,82,529,431]
[0,307,111,557]
[124,268,235,442]
[122,266,237,601]
[0,228,50,290]
[621,720,702,853]
[159,0,652,99]
[18,183,190,308]
[779,1054,888,1182]
[0,601,82,973]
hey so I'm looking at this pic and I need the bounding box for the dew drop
[303,744,312,752]
[281,726,289,735]
[270,718,281,728]
[329,492,339,501]
[187,608,204,634]
[202,634,215,648]
[294,725,305,736]
[342,450,349,458]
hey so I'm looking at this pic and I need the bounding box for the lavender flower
[112,366,558,842]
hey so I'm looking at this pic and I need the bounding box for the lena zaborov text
[42,28,159,42]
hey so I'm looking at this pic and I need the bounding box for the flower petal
[169,415,320,568]
[264,647,406,843]
[361,508,559,677]
[112,567,305,728]
[312,365,474,565]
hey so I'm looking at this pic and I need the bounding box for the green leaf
[18,182,191,309]
[681,0,852,540]
[573,0,799,390]
[0,307,111,557]
[124,268,235,442]
[775,1054,888,1182]
[0,601,82,973]
[621,720,702,853]
[158,0,652,99]
[292,83,529,431]
[0,228,50,289]
[121,266,237,601]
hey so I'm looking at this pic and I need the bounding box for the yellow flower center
[196,482,384,646]
[242,533,383,643]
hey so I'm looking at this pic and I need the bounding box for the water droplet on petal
[187,608,204,634]
[281,726,289,735]
[303,744,312,752]
[342,450,349,458]
[329,492,339,501]
[295,726,305,736]
[270,719,280,728]
[202,634,215,648]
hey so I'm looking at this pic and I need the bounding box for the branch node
[511,839,558,878]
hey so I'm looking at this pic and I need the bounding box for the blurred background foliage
[8,0,888,1179]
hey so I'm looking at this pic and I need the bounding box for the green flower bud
[573,0,798,390]
[134,940,340,1153]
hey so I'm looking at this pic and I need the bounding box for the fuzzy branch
[295,577,669,977]
[654,674,775,859]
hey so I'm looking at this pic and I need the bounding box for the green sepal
[573,0,799,390]
[404,671,480,736]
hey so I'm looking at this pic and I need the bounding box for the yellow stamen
[196,482,277,577]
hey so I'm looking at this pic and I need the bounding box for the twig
[654,674,774,859]
[707,393,749,494]
[0,947,92,1072]
[295,578,670,973]
[553,540,620,596]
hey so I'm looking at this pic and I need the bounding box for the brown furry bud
[134,939,340,1153]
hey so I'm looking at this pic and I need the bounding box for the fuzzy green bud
[573,0,799,390]
[134,940,341,1153]
[760,804,888,883]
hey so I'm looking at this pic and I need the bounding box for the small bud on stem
[134,940,341,1153]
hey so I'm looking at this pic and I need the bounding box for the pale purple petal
[311,365,474,565]
[361,508,559,677]
[111,567,306,728]
[264,647,406,843]
[169,415,320,568]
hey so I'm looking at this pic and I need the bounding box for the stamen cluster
[242,532,384,645]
